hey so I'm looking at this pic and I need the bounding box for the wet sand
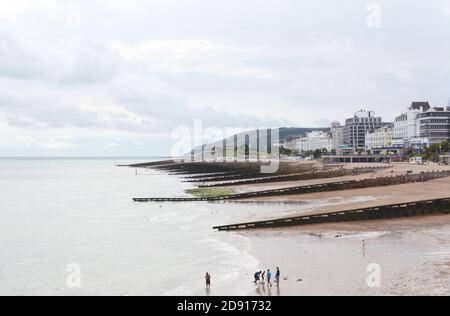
[235,177,450,218]
[217,163,450,296]
[230,163,450,193]
[228,164,450,219]
[239,215,450,296]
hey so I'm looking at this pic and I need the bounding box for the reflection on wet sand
[255,283,281,297]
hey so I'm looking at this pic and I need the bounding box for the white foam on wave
[330,231,390,239]
[164,233,259,296]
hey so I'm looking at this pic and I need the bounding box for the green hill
[189,126,331,156]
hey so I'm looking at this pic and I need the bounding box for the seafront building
[322,101,450,162]
[343,110,384,149]
[392,102,450,149]
[297,131,333,153]
[392,102,430,149]
[331,121,344,149]
[291,101,450,162]
[417,107,450,145]
[365,125,394,151]
[282,139,299,151]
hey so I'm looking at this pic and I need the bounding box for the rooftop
[410,101,431,112]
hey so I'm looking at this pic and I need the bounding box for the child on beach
[267,270,272,287]
[261,271,266,284]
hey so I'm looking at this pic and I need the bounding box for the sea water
[0,158,296,296]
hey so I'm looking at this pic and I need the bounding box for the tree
[279,146,293,156]
[405,148,415,158]
[422,141,449,162]
[313,149,323,159]
[441,140,450,153]
[302,150,314,158]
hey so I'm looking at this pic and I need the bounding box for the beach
[206,162,450,295]
[2,158,450,296]
[237,215,450,296]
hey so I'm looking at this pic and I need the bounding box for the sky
[1,0,450,156]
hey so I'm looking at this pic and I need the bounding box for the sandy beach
[209,163,450,296]
[3,158,449,296]
[231,215,450,296]
[226,163,450,219]
[137,160,450,296]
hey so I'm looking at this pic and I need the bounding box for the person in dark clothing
[254,271,262,284]
[205,273,211,288]
[275,268,281,286]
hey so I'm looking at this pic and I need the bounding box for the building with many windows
[417,107,450,145]
[392,102,430,148]
[343,110,384,149]
[365,125,393,150]
[331,121,343,150]
[392,102,450,149]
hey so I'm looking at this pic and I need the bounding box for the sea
[0,157,297,296]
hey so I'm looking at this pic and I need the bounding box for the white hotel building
[392,102,429,148]
[392,102,450,149]
[297,131,334,153]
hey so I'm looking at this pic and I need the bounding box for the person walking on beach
[275,268,281,286]
[205,273,211,288]
[261,271,266,284]
[362,240,367,259]
[267,269,272,287]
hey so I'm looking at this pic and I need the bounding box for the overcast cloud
[1,0,450,156]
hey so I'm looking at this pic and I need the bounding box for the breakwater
[213,197,450,231]
[133,170,450,203]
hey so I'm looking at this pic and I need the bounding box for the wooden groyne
[128,160,317,178]
[180,163,387,183]
[199,169,348,187]
[182,172,234,180]
[352,165,393,175]
[213,197,450,231]
[182,172,276,183]
[127,160,179,168]
[133,170,450,203]
[133,197,213,202]
[197,165,393,187]
[185,169,319,184]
